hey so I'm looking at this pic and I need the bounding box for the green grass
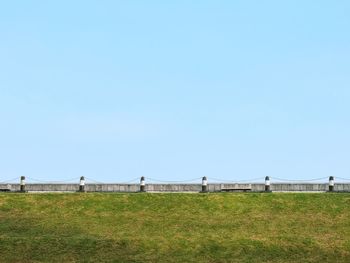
[0,193,349,262]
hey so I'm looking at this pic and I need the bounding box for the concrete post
[329,176,334,192]
[79,176,85,192]
[265,176,271,192]
[202,176,208,192]
[20,176,26,192]
[140,176,146,192]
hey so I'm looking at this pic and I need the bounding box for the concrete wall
[1,183,350,192]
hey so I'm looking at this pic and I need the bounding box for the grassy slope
[0,193,349,263]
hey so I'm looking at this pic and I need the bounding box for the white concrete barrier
[1,183,349,192]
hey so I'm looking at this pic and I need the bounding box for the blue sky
[1,1,349,183]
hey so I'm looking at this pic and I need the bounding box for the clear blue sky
[1,1,349,183]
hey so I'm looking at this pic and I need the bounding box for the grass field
[0,193,349,262]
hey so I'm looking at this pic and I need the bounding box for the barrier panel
[1,183,350,192]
